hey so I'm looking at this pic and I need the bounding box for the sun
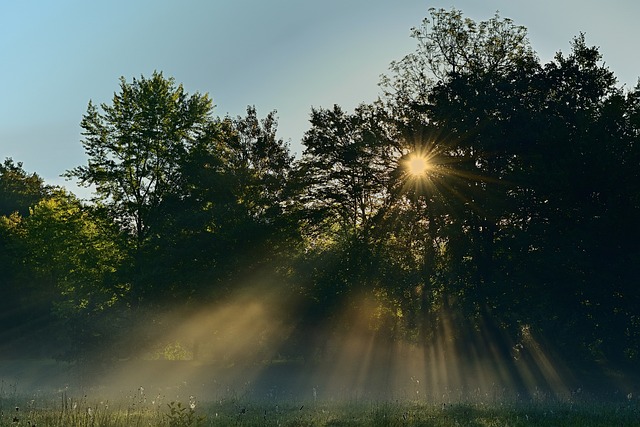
[406,154,431,177]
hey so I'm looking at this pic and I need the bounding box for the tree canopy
[2,8,639,372]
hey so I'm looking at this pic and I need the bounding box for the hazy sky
[1,0,638,196]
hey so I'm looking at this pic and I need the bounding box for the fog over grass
[1,279,636,405]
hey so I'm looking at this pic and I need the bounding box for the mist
[1,277,634,407]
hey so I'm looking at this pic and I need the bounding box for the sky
[1,0,639,197]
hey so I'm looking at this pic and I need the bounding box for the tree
[381,7,537,120]
[20,190,126,316]
[0,189,125,359]
[65,71,217,249]
[297,103,398,243]
[144,106,297,299]
[523,36,640,363]
[65,72,222,304]
[285,103,404,358]
[377,9,543,346]
[0,160,51,356]
[220,106,297,264]
[0,158,48,217]
[379,9,640,365]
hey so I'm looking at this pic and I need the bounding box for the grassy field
[1,359,638,425]
[1,393,639,426]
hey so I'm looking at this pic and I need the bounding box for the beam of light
[94,279,574,404]
[99,278,298,400]
[512,324,571,397]
[297,292,575,403]
[2,289,575,404]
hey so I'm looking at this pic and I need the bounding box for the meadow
[1,358,638,426]
[1,387,638,426]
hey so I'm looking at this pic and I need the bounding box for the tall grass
[0,386,638,426]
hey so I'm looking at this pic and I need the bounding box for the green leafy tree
[220,106,297,267]
[0,158,48,217]
[14,190,126,359]
[380,8,640,365]
[288,103,402,357]
[66,71,216,248]
[377,8,542,348]
[297,103,398,242]
[524,36,640,363]
[145,106,297,300]
[65,72,219,304]
[0,160,50,356]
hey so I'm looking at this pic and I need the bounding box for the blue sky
[1,0,638,197]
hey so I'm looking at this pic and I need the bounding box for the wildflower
[189,395,196,410]
[628,392,633,400]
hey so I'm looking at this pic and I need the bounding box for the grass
[1,390,639,426]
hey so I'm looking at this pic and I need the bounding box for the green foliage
[165,401,206,427]
[297,103,398,240]
[65,71,216,246]
[374,9,640,363]
[4,189,128,359]
[3,8,639,368]
[0,160,52,350]
[0,158,49,217]
[19,190,125,313]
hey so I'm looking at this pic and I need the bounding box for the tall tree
[524,36,640,363]
[145,106,297,299]
[379,10,640,365]
[65,72,220,304]
[223,106,297,258]
[65,71,217,248]
[289,103,401,356]
[297,103,398,243]
[378,8,542,341]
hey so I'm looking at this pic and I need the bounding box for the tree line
[1,8,639,368]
